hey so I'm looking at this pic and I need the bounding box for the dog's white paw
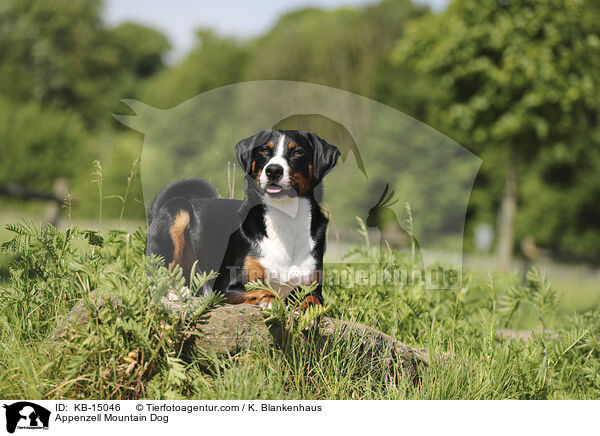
[259,299,273,310]
[180,286,191,299]
[167,286,191,302]
[293,310,318,330]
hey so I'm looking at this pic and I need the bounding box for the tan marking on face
[267,141,274,149]
[291,163,313,197]
[292,170,311,196]
[288,142,296,149]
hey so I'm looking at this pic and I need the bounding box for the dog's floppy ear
[308,132,341,186]
[235,132,258,174]
[235,130,272,174]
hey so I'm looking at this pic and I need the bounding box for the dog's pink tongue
[267,186,283,194]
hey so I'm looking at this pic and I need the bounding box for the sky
[102,0,449,61]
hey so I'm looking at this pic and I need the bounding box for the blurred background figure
[474,224,493,255]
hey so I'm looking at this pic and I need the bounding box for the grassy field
[0,220,599,400]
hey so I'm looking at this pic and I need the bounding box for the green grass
[0,221,599,400]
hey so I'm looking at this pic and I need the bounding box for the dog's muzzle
[264,164,286,195]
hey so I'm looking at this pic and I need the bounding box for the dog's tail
[147,178,216,225]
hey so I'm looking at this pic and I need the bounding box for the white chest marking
[258,197,316,298]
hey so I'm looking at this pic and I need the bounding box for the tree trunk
[44,178,68,227]
[498,144,518,272]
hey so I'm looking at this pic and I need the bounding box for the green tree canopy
[245,0,420,97]
[139,30,248,108]
[0,0,169,191]
[394,0,600,261]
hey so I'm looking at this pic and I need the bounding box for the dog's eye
[259,147,269,155]
[293,149,304,157]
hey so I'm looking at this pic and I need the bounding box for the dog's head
[235,129,340,199]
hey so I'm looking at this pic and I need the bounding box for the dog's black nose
[265,164,283,181]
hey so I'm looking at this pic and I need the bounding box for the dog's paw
[166,286,191,302]
[306,319,318,330]
[294,296,322,330]
[258,297,274,310]
[293,309,319,330]
[244,289,276,310]
[294,295,321,312]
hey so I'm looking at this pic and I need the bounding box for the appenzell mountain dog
[146,129,340,311]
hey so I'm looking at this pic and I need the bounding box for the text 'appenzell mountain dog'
[146,129,340,311]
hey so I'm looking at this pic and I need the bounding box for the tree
[0,99,86,190]
[244,0,421,97]
[0,0,171,126]
[0,0,169,206]
[110,23,170,79]
[394,0,600,269]
[138,30,248,108]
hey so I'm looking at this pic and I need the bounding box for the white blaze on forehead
[267,133,288,167]
[260,133,290,186]
[274,134,286,158]
[260,132,298,217]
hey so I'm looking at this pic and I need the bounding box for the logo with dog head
[2,402,50,434]
[115,80,481,289]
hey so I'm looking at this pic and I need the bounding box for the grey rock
[53,293,426,385]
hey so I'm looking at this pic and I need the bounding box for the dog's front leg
[293,285,324,329]
[226,287,276,309]
[295,295,321,312]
